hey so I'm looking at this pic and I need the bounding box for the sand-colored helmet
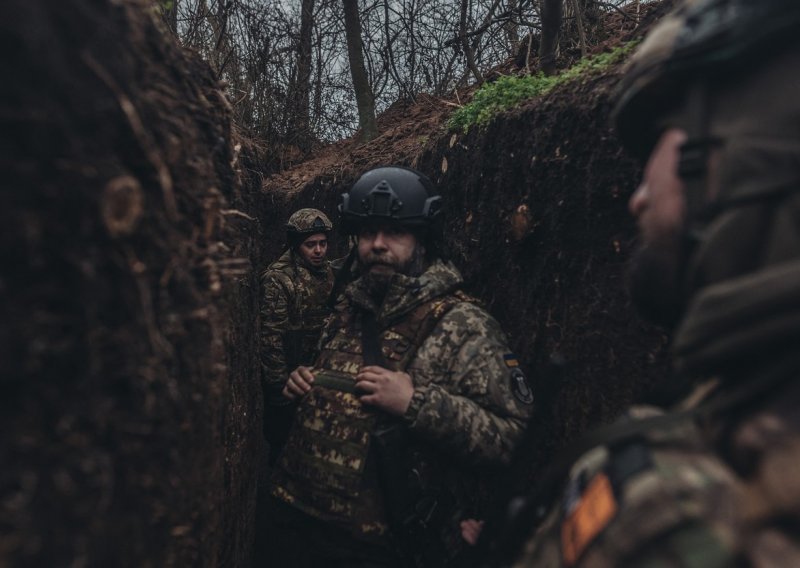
[613,0,800,159]
[286,208,332,238]
[286,208,332,249]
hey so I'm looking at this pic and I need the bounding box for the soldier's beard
[626,234,687,331]
[360,245,428,304]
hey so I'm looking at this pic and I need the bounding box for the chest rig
[276,263,333,369]
[271,291,469,538]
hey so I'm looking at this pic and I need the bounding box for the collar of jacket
[269,248,330,278]
[673,257,800,378]
[344,259,463,325]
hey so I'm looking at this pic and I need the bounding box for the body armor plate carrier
[271,292,471,539]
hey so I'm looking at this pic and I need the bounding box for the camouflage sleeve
[513,431,740,567]
[403,302,534,465]
[576,457,740,567]
[260,271,292,398]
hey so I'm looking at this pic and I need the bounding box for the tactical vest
[273,264,333,369]
[271,292,470,540]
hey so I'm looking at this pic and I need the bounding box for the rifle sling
[361,310,388,367]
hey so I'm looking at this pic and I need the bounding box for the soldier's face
[626,128,688,328]
[298,233,328,267]
[628,128,687,245]
[357,223,421,276]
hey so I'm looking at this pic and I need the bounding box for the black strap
[361,309,387,367]
[680,82,719,233]
[326,246,358,309]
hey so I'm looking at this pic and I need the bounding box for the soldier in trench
[266,166,535,567]
[260,208,335,465]
[489,0,800,566]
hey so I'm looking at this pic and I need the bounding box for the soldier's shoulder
[262,265,295,291]
[538,410,740,566]
[437,298,504,338]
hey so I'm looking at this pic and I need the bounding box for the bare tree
[165,0,646,143]
[159,0,179,35]
[287,0,316,152]
[342,0,378,142]
[539,0,563,75]
[460,0,485,84]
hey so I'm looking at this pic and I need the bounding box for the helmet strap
[676,82,717,297]
[677,82,727,243]
[326,245,359,309]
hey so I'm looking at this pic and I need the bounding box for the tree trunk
[504,0,520,54]
[290,0,315,152]
[459,0,484,85]
[539,0,562,75]
[571,0,587,56]
[162,0,179,35]
[202,0,235,79]
[342,0,378,142]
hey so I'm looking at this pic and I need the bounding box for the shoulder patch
[561,472,618,566]
[510,368,533,404]
[503,353,520,368]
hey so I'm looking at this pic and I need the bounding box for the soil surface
[2,1,263,566]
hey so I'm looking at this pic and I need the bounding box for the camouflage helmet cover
[286,208,333,237]
[613,0,800,157]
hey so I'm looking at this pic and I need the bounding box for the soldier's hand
[460,519,484,546]
[282,366,315,400]
[355,365,414,416]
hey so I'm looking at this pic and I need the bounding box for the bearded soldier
[267,166,535,567]
[494,1,800,566]
[260,208,335,465]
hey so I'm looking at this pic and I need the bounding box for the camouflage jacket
[508,260,800,567]
[260,249,334,401]
[337,259,533,466]
[273,259,534,559]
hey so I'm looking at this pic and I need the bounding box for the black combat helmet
[339,166,442,235]
[286,208,332,247]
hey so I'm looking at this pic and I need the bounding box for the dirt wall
[259,55,671,484]
[1,1,263,565]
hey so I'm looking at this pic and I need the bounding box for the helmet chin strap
[326,245,359,309]
[677,81,724,295]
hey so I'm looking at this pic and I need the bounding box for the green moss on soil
[449,42,638,132]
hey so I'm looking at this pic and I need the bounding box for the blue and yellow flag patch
[504,354,520,368]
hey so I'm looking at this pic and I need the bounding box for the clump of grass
[448,42,637,132]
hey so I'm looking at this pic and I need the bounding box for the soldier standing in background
[267,166,535,567]
[260,208,335,465]
[493,0,800,566]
